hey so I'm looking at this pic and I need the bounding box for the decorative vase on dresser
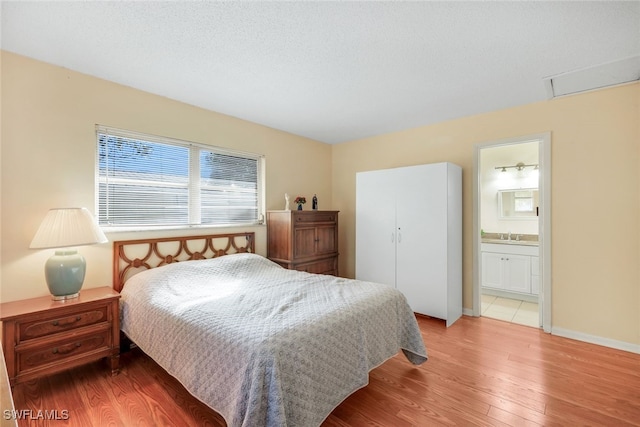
[267,210,339,276]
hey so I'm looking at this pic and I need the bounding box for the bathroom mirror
[498,189,538,219]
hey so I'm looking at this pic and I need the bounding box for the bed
[114,232,427,427]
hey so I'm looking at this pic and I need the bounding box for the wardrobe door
[395,164,448,317]
[355,169,397,287]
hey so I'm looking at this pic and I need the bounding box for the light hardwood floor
[9,315,640,426]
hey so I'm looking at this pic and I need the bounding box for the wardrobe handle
[391,232,395,243]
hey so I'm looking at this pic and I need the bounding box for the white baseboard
[463,311,640,354]
[551,327,640,355]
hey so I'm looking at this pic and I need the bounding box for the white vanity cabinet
[481,243,539,295]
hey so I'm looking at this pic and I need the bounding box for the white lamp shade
[30,208,108,249]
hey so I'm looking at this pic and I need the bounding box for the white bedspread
[120,253,427,427]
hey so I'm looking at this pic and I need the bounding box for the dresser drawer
[294,212,337,224]
[19,306,108,342]
[17,326,112,372]
[294,257,337,275]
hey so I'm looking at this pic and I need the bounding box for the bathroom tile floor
[481,294,540,328]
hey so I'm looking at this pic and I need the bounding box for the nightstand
[0,287,120,386]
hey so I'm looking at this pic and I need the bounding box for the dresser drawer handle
[52,316,82,327]
[52,342,82,355]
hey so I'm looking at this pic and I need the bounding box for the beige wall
[0,51,332,302]
[332,82,639,346]
[2,50,639,349]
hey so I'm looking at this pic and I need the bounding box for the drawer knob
[52,342,82,355]
[52,316,82,327]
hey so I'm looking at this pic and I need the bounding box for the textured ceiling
[2,1,639,144]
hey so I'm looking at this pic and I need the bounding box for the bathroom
[479,141,541,327]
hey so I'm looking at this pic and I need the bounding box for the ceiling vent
[543,55,640,99]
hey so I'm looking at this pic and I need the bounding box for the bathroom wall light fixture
[495,162,538,172]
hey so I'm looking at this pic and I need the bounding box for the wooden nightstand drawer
[19,306,108,341]
[17,326,112,372]
[1,287,121,386]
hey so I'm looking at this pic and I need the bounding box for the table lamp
[29,208,108,300]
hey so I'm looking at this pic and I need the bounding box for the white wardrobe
[355,162,462,326]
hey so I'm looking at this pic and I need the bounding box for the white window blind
[96,126,263,228]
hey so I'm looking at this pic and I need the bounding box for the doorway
[472,133,551,332]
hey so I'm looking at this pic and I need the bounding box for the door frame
[472,132,552,332]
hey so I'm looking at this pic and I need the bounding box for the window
[96,126,263,228]
[513,190,534,213]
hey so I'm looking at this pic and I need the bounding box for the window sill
[101,222,265,235]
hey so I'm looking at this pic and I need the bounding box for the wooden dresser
[0,287,120,386]
[267,210,339,275]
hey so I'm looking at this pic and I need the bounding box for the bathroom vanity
[481,241,539,299]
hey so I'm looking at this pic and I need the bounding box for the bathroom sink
[481,238,538,246]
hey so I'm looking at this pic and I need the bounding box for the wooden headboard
[112,232,255,292]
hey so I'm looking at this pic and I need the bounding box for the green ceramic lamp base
[44,250,86,300]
